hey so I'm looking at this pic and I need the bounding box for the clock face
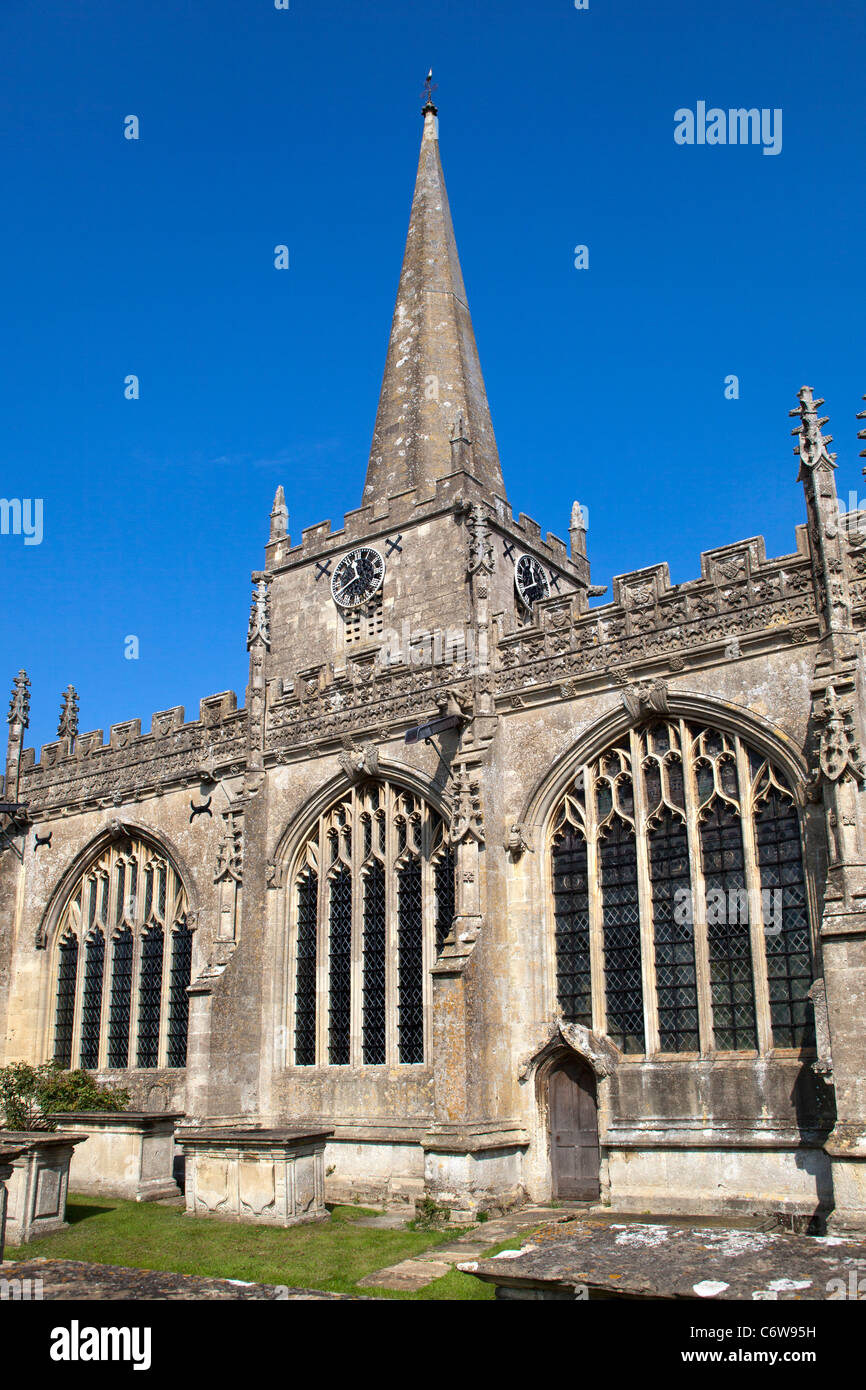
[331,546,385,609]
[515,553,550,608]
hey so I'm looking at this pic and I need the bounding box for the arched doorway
[548,1057,600,1200]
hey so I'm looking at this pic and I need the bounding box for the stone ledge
[461,1217,866,1300]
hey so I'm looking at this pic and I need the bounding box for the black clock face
[331,546,385,609]
[515,553,550,608]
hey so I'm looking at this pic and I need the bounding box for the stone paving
[357,1205,582,1291]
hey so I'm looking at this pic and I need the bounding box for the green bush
[0,1061,129,1131]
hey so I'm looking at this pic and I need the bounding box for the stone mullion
[96,854,120,1071]
[350,792,363,1070]
[96,916,112,1071]
[585,764,606,1037]
[285,866,297,1069]
[631,729,660,1056]
[69,877,94,1071]
[736,739,772,1054]
[421,808,434,1066]
[681,719,714,1055]
[384,785,399,1067]
[156,876,175,1069]
[316,818,328,1067]
[129,915,144,1070]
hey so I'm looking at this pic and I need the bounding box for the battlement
[264,468,583,579]
[502,525,814,651]
[19,689,243,782]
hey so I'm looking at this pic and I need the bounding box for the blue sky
[1,0,865,753]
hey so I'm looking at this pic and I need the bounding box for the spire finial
[269,484,288,542]
[8,670,30,728]
[58,685,79,741]
[789,385,837,470]
[421,68,438,115]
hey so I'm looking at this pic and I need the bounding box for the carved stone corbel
[622,679,669,722]
[504,823,534,860]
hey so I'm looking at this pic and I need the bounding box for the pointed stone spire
[857,393,866,463]
[57,685,79,741]
[569,501,588,559]
[269,485,288,542]
[363,95,506,505]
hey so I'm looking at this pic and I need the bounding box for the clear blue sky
[2,0,865,753]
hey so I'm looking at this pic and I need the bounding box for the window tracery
[51,836,192,1070]
[550,720,815,1056]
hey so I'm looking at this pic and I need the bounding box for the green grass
[5,1194,506,1300]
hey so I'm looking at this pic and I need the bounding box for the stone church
[2,98,866,1231]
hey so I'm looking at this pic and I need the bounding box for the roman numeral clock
[330,546,386,609]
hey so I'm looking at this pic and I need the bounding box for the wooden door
[549,1057,600,1200]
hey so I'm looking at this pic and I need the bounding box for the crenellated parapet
[495,529,820,705]
[16,690,246,820]
[263,469,587,588]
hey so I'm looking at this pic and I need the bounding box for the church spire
[362,88,506,506]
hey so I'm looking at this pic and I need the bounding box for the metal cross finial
[421,69,438,109]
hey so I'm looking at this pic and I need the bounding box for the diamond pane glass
[328,868,352,1065]
[755,791,815,1048]
[294,873,318,1066]
[166,922,193,1067]
[701,802,757,1050]
[362,861,386,1064]
[53,932,79,1067]
[136,926,164,1067]
[600,818,645,1052]
[649,810,698,1051]
[397,859,424,1063]
[107,928,134,1067]
[79,930,105,1069]
[434,847,455,955]
[552,828,592,1027]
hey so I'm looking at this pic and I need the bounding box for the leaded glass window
[548,720,815,1058]
[551,827,591,1027]
[599,817,645,1053]
[289,781,451,1068]
[107,928,133,1068]
[700,801,757,1051]
[328,867,352,1065]
[397,857,424,1064]
[293,872,318,1066]
[50,835,192,1070]
[362,861,386,1065]
[753,778,815,1049]
[53,930,79,1067]
[79,929,105,1069]
[136,926,164,1067]
[167,923,194,1068]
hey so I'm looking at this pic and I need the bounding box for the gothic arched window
[288,781,453,1068]
[550,720,815,1057]
[51,836,192,1070]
